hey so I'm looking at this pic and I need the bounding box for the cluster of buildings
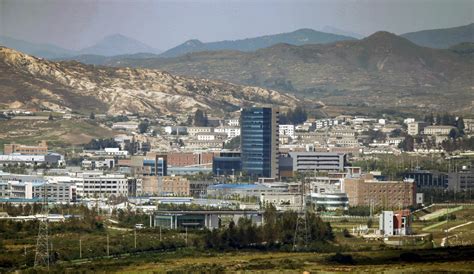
[0,107,472,218]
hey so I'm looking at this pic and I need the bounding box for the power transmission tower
[293,176,309,250]
[34,183,50,268]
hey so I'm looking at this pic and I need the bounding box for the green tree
[89,112,95,120]
[48,113,53,121]
[223,136,240,150]
[399,135,414,151]
[456,117,465,135]
[138,120,149,134]
[193,109,208,126]
[449,128,460,140]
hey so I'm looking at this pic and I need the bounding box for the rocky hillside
[0,46,299,115]
[99,32,474,113]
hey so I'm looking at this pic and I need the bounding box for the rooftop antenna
[34,183,50,268]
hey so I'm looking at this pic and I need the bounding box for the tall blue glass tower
[240,107,279,178]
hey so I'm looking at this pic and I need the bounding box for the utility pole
[159,226,162,241]
[107,234,110,256]
[185,227,188,246]
[34,183,50,269]
[79,238,82,259]
[134,228,137,249]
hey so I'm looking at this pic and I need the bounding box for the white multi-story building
[407,121,427,136]
[196,132,227,141]
[226,119,240,127]
[260,193,303,211]
[82,159,115,170]
[187,127,213,136]
[279,124,295,138]
[310,177,343,193]
[424,125,456,135]
[0,180,76,203]
[315,119,338,129]
[214,126,241,138]
[77,173,131,198]
[163,126,187,135]
[111,122,139,131]
[32,182,77,203]
[308,192,349,210]
[404,118,415,125]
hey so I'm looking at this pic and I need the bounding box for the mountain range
[0,34,161,59]
[159,28,356,58]
[401,23,474,49]
[2,23,472,61]
[95,31,474,114]
[0,46,298,115]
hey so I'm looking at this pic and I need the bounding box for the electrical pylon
[34,183,49,268]
[293,176,309,250]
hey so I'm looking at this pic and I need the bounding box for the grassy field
[2,208,474,272]
[48,247,474,273]
[0,118,117,151]
[419,206,464,221]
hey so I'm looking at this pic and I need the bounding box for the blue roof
[210,183,265,189]
[0,198,43,202]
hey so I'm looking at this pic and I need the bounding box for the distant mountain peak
[363,31,414,46]
[184,39,203,46]
[79,34,159,56]
[102,33,133,41]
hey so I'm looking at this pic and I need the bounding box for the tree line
[279,106,308,125]
[204,205,333,250]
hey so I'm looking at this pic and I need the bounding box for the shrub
[327,252,355,265]
[343,228,352,238]
[399,252,422,262]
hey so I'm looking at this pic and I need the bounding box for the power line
[34,183,50,268]
[293,178,309,250]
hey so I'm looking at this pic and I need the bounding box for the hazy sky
[0,0,472,51]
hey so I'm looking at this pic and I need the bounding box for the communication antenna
[293,175,309,250]
[34,183,50,268]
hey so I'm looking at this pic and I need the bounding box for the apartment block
[158,176,190,196]
[423,125,456,135]
[343,175,416,208]
[187,127,213,136]
[407,121,427,136]
[166,152,214,167]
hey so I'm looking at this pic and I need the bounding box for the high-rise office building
[240,107,279,178]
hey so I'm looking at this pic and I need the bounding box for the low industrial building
[448,167,474,192]
[207,183,281,198]
[404,169,448,190]
[154,210,262,230]
[0,153,64,167]
[308,192,349,210]
[4,141,48,155]
[260,193,303,211]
